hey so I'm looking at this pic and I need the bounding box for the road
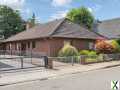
[0,66,120,90]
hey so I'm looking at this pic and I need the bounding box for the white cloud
[21,8,32,17]
[52,0,72,7]
[87,7,93,13]
[0,0,25,10]
[91,4,102,12]
[49,10,68,21]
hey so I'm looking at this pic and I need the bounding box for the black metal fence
[0,50,48,71]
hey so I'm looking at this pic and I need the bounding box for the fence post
[103,54,105,61]
[46,57,53,69]
[30,50,32,64]
[21,57,23,69]
[80,55,86,65]
[44,56,48,68]
[71,56,74,66]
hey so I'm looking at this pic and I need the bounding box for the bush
[58,44,78,57]
[79,50,90,55]
[95,40,115,54]
[88,51,97,56]
[79,50,97,56]
[110,40,120,52]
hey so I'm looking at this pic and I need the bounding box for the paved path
[0,61,120,86]
[0,55,44,71]
[1,65,120,90]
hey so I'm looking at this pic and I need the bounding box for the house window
[64,40,71,45]
[28,42,30,48]
[32,41,36,49]
[89,42,94,49]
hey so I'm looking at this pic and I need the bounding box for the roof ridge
[102,17,120,22]
[49,18,66,36]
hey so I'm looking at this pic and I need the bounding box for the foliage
[66,6,94,29]
[79,50,97,56]
[0,5,25,39]
[85,58,98,63]
[95,40,115,54]
[58,43,78,57]
[110,40,120,52]
[88,51,97,56]
[116,39,120,45]
[79,50,90,55]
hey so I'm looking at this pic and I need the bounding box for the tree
[66,7,94,29]
[116,39,120,45]
[0,5,25,39]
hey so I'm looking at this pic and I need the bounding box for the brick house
[1,18,105,56]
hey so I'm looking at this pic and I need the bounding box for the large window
[32,41,36,49]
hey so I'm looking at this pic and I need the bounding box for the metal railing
[51,53,120,66]
[0,50,48,71]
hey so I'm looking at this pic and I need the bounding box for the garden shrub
[110,40,120,52]
[79,50,90,55]
[88,51,97,56]
[79,50,97,56]
[58,43,78,57]
[95,40,115,54]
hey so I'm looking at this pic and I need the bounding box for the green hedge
[79,50,97,56]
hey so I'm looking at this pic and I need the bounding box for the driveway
[0,66,120,90]
[0,55,45,71]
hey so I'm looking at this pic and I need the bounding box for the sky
[0,0,120,23]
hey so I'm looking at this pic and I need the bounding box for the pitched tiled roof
[5,18,104,42]
[51,19,105,39]
[5,18,64,42]
[96,18,120,39]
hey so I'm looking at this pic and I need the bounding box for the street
[0,66,120,90]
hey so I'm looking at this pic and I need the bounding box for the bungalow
[1,18,104,56]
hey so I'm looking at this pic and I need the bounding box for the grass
[85,55,104,63]
[85,58,98,63]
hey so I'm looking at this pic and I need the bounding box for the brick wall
[48,38,95,56]
[4,38,95,57]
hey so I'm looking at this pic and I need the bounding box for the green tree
[66,7,94,29]
[116,39,120,45]
[0,5,25,39]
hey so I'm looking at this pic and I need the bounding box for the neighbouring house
[1,18,105,56]
[94,18,120,39]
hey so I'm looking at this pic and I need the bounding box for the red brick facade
[4,37,95,56]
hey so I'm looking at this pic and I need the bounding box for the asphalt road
[1,66,120,90]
